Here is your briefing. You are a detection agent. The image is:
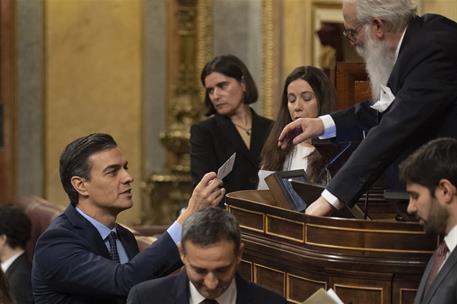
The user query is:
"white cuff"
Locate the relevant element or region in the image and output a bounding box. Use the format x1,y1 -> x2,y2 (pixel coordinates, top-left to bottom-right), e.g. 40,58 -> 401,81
167,221 -> 182,246
322,189 -> 344,210
318,115 -> 336,139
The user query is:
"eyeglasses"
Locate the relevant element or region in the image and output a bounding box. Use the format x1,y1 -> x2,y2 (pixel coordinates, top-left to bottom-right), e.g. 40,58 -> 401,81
342,23 -> 364,43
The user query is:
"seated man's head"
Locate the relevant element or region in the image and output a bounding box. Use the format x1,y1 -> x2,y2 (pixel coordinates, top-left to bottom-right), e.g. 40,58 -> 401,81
0,206 -> 31,261
400,137 -> 457,234
180,207 -> 243,300
59,133 -> 133,220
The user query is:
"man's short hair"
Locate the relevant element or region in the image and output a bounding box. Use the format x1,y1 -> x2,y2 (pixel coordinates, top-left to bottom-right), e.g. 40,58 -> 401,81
181,207 -> 241,254
399,137 -> 457,195
59,133 -> 117,205
0,206 -> 31,249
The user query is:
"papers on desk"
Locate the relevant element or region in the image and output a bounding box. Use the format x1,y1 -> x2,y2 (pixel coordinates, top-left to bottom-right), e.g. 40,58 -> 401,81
301,288 -> 344,304
257,169 -> 274,190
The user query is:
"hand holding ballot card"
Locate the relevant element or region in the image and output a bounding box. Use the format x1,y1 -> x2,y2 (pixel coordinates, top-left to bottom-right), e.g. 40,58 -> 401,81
217,152 -> 236,180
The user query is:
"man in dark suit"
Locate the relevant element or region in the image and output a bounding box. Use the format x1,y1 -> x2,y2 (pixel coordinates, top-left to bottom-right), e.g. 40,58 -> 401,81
127,207 -> 286,304
32,133 -> 224,303
0,206 -> 33,304
278,0 -> 457,216
399,138 -> 457,304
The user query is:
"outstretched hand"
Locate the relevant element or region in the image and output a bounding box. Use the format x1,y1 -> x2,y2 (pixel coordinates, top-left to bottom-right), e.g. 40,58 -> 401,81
177,172 -> 225,224
278,118 -> 325,150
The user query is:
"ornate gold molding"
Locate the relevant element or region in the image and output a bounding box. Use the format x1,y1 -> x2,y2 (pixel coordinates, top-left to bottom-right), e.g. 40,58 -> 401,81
196,0 -> 213,90
261,0 -> 279,119
144,0 -> 205,224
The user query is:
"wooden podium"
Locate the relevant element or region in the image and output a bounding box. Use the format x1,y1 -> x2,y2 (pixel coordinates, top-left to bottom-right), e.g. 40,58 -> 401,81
225,190 -> 437,304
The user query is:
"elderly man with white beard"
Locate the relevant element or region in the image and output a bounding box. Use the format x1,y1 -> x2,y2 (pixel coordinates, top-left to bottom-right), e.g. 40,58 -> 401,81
278,0 -> 457,216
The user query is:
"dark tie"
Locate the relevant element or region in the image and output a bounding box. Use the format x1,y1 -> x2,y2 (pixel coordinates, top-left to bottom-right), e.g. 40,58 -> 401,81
200,299 -> 218,304
426,242 -> 449,289
107,231 -> 121,263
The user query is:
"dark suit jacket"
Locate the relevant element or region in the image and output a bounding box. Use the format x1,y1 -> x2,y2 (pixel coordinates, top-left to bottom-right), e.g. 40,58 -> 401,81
32,204 -> 182,304
127,271 -> 286,304
191,108 -> 272,197
327,14 -> 457,206
5,253 -> 33,304
414,246 -> 457,304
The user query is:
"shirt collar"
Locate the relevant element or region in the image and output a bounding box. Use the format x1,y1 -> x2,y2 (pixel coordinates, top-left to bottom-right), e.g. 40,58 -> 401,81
444,224 -> 457,253
1,250 -> 24,272
394,26 -> 407,62
76,207 -> 117,240
189,277 -> 237,304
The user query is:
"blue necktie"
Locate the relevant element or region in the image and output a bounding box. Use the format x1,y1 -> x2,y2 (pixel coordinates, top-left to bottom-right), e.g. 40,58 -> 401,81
107,231 -> 120,263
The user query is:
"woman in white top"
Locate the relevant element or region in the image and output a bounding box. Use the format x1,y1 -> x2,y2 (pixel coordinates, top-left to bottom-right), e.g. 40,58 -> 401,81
258,66 -> 336,189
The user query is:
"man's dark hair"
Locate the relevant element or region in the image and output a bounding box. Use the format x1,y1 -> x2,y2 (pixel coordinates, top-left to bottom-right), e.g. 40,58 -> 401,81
200,54 -> 258,116
399,137 -> 457,195
181,207 -> 241,254
59,133 -> 117,205
0,206 -> 31,249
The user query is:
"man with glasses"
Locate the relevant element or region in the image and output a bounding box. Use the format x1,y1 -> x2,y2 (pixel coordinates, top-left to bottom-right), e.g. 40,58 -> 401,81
278,0 -> 457,216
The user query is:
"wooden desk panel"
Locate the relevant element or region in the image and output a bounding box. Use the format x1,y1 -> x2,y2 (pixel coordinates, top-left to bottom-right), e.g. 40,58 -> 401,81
227,190 -> 436,304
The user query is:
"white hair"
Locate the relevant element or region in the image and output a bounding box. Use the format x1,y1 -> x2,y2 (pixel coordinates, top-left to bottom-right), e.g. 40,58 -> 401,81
357,26 -> 396,101
356,0 -> 417,31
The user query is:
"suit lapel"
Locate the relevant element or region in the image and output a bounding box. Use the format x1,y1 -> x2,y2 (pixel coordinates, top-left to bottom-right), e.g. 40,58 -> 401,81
421,247 -> 457,304
64,205 -> 111,258
173,270 -> 191,304
235,273 -> 253,304
387,15 -> 422,93
250,110 -> 269,164
116,225 -> 139,260
216,114 -> 250,153
5,253 -> 27,278
215,109 -> 266,168
415,254 -> 434,303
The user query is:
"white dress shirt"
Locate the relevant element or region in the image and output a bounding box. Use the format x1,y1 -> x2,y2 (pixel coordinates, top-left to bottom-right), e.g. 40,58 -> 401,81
257,143 -> 315,190
441,224 -> 457,270
189,278 -> 237,304
75,207 -> 183,264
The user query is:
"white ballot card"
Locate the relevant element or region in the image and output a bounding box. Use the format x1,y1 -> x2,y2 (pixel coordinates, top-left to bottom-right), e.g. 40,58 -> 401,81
217,152 -> 236,180
301,288 -> 343,304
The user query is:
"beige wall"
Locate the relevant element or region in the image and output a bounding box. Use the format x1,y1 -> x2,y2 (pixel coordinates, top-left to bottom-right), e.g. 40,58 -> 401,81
44,0 -> 143,224
282,0 -> 311,78
421,0 -> 457,21
33,0 -> 457,227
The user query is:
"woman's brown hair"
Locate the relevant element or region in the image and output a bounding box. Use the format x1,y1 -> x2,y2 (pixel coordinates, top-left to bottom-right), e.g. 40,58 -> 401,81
260,66 -> 335,181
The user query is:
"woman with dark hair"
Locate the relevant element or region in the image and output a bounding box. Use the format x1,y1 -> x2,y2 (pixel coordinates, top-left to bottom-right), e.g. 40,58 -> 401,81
191,54 -> 273,198
258,66 -> 336,188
